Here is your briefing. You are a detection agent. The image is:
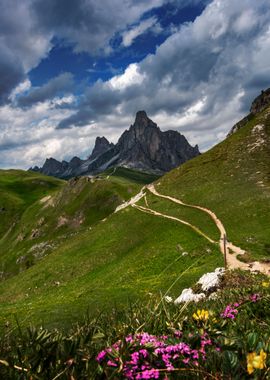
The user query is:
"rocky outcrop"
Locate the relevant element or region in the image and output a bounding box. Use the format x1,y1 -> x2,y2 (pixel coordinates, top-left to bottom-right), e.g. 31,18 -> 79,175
227,113 -> 254,137
228,87 -> 270,137
89,137 -> 114,160
250,88 -> 270,114
32,111 -> 200,178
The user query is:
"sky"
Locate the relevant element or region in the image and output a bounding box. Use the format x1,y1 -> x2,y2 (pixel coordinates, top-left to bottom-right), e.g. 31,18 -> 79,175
1,0 -> 270,169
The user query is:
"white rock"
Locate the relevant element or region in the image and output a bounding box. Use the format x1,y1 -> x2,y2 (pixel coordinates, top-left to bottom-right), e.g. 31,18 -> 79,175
197,267 -> 225,291
182,252 -> 188,256
174,288 -> 205,304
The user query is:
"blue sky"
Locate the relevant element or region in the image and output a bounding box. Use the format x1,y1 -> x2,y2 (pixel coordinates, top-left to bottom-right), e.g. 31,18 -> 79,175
0,0 -> 270,168
29,2 -> 206,87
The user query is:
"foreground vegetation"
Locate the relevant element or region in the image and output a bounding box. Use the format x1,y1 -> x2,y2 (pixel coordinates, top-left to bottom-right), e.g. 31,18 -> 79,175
0,271 -> 269,379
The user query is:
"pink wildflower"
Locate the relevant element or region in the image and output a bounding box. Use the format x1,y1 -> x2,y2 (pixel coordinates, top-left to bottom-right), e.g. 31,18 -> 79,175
250,294 -> 260,303
96,350 -> 107,362
107,360 -> 118,367
221,304 -> 239,319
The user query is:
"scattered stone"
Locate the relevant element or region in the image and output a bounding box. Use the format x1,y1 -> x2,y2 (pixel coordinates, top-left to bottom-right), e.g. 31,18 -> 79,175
174,289 -> 205,304
57,216 -> 69,228
174,267 -> 225,304
28,241 -> 55,259
197,267 -> 225,292
37,217 -> 45,226
30,229 -> 41,239
16,255 -> 27,264
164,296 -> 173,303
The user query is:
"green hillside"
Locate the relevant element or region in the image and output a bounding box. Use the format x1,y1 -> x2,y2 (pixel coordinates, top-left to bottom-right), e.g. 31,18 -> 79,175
0,169 -> 64,239
0,168 -> 153,280
0,166 -> 223,328
0,106 -> 269,330
158,106 -> 270,260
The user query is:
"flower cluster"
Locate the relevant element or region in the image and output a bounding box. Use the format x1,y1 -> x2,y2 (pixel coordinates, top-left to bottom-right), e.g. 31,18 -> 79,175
249,293 -> 260,303
220,303 -> 239,319
192,309 -> 209,322
247,349 -> 267,374
97,291 -> 269,378
96,332 -> 213,379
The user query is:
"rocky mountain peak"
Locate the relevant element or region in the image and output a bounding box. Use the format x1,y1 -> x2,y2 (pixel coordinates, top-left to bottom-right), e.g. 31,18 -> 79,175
134,110 -> 149,123
133,110 -> 156,129
89,136 -> 114,160
31,110 -> 200,178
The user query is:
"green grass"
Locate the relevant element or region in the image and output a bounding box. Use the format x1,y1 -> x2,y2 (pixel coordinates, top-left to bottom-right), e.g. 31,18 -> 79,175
102,166 -> 160,184
140,191 -> 220,242
0,206 -> 222,328
157,108 -> 270,260
0,170 -> 64,238
0,172 -> 143,279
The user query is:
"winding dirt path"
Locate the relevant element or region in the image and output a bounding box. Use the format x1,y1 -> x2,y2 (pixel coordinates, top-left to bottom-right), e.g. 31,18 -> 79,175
143,185 -> 270,276
114,184 -> 270,275
132,203 -> 215,243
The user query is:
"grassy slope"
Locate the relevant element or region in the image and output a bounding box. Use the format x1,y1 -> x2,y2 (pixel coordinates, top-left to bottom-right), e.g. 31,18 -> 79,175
0,169 -> 150,279
104,166 -> 160,184
0,206 -> 221,328
0,169 -> 64,238
157,108 -> 270,259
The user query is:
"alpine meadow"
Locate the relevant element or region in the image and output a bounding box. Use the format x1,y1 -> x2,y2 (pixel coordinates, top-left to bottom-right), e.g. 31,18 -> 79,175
0,0 -> 270,379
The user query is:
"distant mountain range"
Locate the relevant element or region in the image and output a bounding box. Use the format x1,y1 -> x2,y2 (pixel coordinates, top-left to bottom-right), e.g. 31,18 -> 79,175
30,111 -> 200,178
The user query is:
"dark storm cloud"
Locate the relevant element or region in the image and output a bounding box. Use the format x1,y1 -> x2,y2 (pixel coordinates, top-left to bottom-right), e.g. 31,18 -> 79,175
0,48 -> 25,105
16,73 -> 74,108
57,0 -> 270,131
0,0 -> 51,104
0,0 -> 166,104
31,0 -> 166,54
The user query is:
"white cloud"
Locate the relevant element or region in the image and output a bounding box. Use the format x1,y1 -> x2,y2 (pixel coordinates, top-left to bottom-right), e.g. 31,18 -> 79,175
122,17 -> 159,47
109,63 -> 145,90
9,79 -> 32,102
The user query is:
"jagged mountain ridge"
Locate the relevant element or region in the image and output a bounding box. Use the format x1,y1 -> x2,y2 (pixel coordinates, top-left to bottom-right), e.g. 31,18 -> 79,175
31,111 -> 200,178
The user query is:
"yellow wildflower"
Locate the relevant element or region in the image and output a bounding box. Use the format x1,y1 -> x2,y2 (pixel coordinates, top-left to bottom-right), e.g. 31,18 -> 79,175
262,281 -> 269,288
247,349 -> 267,374
192,309 -> 209,321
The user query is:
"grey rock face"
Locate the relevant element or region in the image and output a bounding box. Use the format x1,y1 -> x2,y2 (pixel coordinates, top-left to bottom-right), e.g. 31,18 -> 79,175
89,136 -> 114,160
40,158 -> 69,177
250,88 -> 270,115
32,111 -> 200,178
116,111 -> 199,172
227,87 -> 270,137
